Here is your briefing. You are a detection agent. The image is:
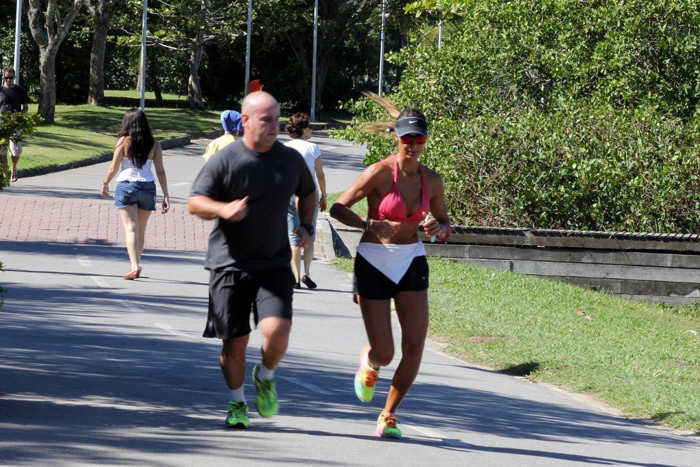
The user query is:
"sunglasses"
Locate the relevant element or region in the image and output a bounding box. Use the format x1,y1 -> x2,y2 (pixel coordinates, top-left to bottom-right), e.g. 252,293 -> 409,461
399,134 -> 427,145
3,75 -> 15,80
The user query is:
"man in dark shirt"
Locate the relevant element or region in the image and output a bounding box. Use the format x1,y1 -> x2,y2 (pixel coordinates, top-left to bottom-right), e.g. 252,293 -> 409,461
188,91 -> 317,429
0,67 -> 30,183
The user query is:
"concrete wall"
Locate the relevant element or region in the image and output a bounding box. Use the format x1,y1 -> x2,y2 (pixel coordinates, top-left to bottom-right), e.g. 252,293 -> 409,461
322,215 -> 700,305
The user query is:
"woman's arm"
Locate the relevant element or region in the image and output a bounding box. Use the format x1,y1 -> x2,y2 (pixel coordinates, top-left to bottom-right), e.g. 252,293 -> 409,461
423,171 -> 451,241
315,156 -> 327,212
152,141 -> 170,213
101,137 -> 126,197
330,163 -> 399,238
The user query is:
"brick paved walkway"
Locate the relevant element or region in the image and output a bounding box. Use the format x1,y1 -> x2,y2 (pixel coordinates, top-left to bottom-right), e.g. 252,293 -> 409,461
0,195 -> 212,252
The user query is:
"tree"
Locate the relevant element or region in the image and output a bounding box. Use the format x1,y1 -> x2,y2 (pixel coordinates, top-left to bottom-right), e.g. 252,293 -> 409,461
147,0 -> 244,109
27,0 -> 84,123
85,0 -> 115,106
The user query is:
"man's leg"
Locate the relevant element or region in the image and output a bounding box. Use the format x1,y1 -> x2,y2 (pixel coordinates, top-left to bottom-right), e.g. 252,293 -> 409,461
221,335 -> 251,428
9,139 -> 21,182
221,335 -> 250,391
251,267 -> 294,417
258,316 -> 292,371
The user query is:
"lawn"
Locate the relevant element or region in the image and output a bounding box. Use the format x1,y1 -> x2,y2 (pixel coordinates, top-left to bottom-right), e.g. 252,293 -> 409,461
332,256 -> 700,434
19,103 -> 221,171
17,97 -> 350,173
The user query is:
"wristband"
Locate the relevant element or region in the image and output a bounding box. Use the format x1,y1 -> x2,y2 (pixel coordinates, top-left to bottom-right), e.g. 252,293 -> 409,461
300,222 -> 315,237
437,225 -> 451,242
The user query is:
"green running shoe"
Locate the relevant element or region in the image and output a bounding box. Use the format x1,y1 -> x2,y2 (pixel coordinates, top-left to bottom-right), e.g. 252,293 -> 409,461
376,413 -> 402,439
225,401 -> 249,429
354,345 -> 379,403
252,364 -> 279,417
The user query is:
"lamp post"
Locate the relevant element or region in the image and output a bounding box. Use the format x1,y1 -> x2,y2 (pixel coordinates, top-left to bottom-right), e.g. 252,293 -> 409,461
378,0 -> 386,97
310,0 -> 318,121
245,0 -> 252,96
14,0 -> 22,85
139,0 -> 148,110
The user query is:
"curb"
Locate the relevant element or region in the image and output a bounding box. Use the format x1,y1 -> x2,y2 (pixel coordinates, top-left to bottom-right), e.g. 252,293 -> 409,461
15,128 -> 222,179
319,213 -> 353,260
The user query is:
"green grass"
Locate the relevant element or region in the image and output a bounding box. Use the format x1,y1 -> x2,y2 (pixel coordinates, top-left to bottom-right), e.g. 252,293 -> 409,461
327,191 -> 368,217
19,103 -> 221,171
333,256 -> 700,433
104,90 -> 187,100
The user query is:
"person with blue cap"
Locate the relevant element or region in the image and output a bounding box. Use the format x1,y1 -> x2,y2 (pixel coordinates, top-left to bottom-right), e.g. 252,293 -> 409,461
203,110 -> 243,161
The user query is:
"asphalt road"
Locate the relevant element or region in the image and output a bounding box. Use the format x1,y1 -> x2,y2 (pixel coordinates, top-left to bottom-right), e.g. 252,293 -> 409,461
0,134 -> 698,465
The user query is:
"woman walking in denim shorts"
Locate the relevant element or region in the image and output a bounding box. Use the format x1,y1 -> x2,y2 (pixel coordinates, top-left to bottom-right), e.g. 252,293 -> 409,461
101,108 -> 170,279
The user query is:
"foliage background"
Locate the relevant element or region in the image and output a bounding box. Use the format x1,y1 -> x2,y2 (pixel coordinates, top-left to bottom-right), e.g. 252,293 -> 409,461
336,0 -> 700,233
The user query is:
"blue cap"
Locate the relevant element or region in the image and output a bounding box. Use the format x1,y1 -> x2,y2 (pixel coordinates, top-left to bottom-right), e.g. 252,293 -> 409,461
221,110 -> 243,133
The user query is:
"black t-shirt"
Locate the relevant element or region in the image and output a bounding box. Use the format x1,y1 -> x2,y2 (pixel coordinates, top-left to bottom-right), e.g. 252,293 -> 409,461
190,139 -> 316,271
0,85 -> 29,114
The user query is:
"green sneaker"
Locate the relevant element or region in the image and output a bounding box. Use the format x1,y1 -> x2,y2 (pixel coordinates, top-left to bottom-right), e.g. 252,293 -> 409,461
252,364 -> 279,417
354,345 -> 379,403
225,401 -> 249,429
376,413 -> 402,439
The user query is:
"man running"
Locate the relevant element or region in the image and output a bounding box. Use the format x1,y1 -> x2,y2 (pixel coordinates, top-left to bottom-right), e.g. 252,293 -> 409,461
0,67 -> 30,183
188,91 -> 317,428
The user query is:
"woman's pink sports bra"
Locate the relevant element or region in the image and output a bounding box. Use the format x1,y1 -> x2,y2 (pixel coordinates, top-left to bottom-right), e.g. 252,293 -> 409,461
368,156 -> 431,224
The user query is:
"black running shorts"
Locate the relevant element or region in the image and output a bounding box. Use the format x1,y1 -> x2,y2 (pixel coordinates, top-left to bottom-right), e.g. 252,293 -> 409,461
353,253 -> 429,302
204,267 -> 295,339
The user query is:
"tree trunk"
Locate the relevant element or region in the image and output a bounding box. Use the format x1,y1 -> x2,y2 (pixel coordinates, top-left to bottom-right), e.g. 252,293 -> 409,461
187,34 -> 205,110
148,48 -> 163,106
27,0 -> 84,123
88,1 -> 113,106
38,48 -> 58,123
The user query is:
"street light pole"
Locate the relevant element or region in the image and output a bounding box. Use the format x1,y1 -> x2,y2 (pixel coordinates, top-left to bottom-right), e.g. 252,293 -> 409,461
139,0 -> 148,110
438,20 -> 443,49
245,0 -> 252,96
310,0 -> 318,121
378,0 -> 386,97
14,0 -> 22,85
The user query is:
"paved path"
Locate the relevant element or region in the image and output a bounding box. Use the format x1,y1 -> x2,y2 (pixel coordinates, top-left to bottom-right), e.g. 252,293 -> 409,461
0,135 -> 698,465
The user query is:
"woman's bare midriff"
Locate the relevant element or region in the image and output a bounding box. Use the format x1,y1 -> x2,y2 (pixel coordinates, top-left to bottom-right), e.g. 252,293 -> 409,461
360,221 -> 421,245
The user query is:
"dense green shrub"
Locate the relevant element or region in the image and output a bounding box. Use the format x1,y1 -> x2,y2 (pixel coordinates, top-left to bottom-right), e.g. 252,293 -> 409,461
334,0 -> 700,233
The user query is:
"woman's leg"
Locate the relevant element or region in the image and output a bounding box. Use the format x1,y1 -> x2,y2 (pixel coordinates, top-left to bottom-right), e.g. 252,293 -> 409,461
290,245 -> 302,284
381,289 -> 429,415
136,208 -> 152,264
359,297 -> 394,367
302,243 -> 314,277
118,205 -> 140,271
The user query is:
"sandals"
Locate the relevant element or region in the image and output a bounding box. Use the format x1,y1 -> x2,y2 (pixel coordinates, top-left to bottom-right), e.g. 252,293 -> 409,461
10,172 -> 17,183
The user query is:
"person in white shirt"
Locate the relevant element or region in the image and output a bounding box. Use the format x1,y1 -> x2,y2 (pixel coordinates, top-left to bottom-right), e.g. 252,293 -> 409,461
284,113 -> 327,289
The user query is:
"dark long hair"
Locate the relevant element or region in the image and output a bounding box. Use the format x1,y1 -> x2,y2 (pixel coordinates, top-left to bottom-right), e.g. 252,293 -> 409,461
285,112 -> 309,138
118,108 -> 155,169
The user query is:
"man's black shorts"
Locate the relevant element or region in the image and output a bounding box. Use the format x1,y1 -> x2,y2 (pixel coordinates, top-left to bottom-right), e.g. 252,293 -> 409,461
353,253 -> 429,302
204,266 -> 294,340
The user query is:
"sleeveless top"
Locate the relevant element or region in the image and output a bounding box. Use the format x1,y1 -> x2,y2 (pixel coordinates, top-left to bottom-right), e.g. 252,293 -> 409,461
368,156 -> 431,224
116,149 -> 155,183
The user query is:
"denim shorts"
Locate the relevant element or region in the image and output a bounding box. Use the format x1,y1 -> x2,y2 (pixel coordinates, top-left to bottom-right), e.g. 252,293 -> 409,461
287,196 -> 319,244
114,181 -> 156,211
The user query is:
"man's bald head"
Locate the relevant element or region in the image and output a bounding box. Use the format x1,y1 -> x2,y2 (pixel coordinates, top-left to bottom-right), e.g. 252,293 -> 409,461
242,91 -> 277,116
241,91 -> 280,152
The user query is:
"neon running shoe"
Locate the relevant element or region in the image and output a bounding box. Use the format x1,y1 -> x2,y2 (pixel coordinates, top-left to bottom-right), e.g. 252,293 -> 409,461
354,345 -> 379,403
225,401 -> 250,429
252,363 -> 279,417
376,413 -> 402,439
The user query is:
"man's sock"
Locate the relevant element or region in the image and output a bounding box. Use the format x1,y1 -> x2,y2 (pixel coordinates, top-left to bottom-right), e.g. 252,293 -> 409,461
229,384 -> 246,404
256,363 -> 275,381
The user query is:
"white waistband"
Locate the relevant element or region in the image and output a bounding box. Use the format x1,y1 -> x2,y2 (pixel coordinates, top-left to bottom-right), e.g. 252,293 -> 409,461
356,242 -> 426,284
